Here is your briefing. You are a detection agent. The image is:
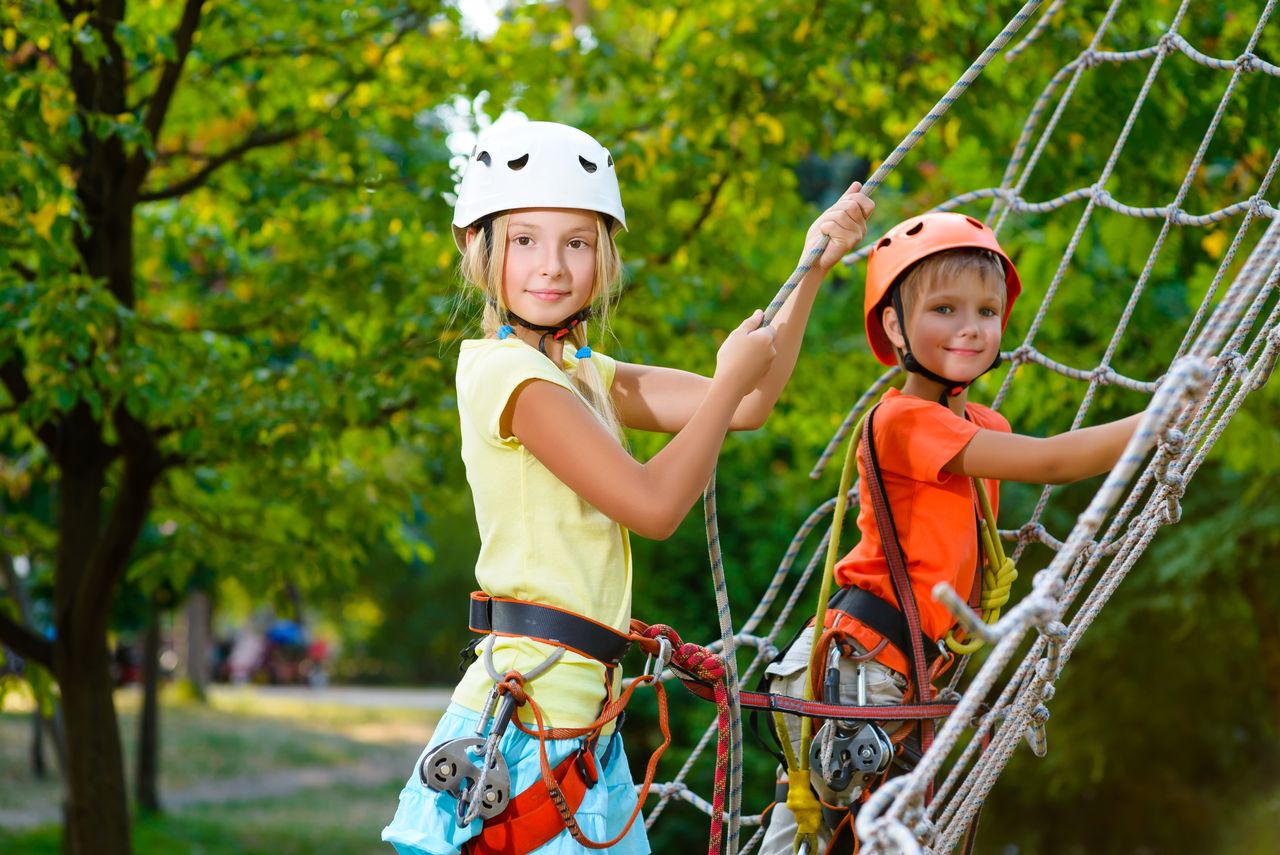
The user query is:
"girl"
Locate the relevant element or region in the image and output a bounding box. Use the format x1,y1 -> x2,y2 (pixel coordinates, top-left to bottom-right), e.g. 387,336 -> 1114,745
383,120 -> 874,855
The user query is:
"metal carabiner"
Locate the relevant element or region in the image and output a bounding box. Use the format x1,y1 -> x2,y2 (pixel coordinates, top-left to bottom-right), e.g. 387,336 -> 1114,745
642,635 -> 673,682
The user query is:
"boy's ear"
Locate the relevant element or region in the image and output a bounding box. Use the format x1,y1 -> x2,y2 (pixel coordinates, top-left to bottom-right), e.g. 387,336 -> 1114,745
882,304 -> 907,350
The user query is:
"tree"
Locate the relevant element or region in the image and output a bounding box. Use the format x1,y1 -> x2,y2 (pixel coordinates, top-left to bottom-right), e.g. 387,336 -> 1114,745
1,2 -> 480,850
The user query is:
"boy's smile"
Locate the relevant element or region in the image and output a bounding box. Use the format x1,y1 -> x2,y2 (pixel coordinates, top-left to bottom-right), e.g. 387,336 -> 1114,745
884,268 -> 1005,408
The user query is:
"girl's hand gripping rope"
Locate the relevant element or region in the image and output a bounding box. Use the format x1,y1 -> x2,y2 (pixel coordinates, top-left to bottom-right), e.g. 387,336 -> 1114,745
802,182 -> 876,273
715,310 -> 778,399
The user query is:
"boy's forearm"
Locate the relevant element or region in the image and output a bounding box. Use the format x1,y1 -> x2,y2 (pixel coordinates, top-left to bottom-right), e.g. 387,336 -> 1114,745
1050,413 -> 1144,481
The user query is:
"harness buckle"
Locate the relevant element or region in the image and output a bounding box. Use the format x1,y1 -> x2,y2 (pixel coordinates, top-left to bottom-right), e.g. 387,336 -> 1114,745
575,748 -> 599,789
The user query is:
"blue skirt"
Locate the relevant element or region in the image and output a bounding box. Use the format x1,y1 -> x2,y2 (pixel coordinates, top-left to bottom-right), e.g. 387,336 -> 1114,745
383,703 -> 652,854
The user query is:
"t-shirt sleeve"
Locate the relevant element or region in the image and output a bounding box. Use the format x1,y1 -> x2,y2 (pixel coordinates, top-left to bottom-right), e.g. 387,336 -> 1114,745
465,346 -> 576,447
873,396 -> 982,483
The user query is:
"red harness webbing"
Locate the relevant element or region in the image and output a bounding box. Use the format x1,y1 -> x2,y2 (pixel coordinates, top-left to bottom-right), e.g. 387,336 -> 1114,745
861,405 -> 937,756
465,750 -> 594,855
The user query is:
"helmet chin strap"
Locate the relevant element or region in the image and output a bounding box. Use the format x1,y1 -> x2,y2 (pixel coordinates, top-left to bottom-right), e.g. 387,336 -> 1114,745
890,289 -> 1002,405
497,303 -> 594,355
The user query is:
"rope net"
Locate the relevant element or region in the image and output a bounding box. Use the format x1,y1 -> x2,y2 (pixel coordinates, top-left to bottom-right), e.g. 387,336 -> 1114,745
637,2 -> 1280,854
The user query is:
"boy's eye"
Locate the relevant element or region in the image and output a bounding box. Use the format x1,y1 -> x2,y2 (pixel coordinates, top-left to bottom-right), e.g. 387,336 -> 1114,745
932,305 -> 952,314
980,307 -> 999,317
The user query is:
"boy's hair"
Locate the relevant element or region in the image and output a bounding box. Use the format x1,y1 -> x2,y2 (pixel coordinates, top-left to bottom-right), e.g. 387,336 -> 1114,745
886,248 -> 1007,368
459,212 -> 626,439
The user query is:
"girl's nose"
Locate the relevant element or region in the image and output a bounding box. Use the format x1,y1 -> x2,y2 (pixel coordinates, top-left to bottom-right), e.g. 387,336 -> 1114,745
540,248 -> 566,277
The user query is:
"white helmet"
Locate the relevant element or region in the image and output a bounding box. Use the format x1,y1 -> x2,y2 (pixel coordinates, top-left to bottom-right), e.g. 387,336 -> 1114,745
451,121 -> 627,251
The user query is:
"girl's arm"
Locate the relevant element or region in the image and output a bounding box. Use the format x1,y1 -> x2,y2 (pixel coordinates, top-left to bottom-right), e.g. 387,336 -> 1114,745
508,311 -> 777,540
611,185 -> 874,433
944,414 -> 1145,485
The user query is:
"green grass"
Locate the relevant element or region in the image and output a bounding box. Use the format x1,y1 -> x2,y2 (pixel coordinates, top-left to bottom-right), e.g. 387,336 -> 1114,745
0,686 -> 438,854
0,781 -> 406,855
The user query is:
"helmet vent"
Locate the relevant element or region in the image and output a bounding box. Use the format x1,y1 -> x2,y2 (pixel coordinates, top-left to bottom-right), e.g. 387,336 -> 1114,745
578,156 -> 598,174
965,216 -> 985,229
877,237 -> 892,249
607,154 -> 614,167
507,154 -> 529,170
905,221 -> 925,236
476,151 -> 491,167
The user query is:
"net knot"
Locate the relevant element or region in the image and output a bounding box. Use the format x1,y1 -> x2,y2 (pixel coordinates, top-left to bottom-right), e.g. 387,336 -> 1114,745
1235,51 -> 1257,72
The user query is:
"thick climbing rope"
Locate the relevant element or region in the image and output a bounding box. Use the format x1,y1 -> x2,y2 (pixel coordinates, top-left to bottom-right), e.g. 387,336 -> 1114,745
642,2 -> 1279,853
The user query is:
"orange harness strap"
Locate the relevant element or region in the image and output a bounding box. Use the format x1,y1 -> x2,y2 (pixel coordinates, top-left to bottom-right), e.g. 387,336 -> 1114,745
465,749 -> 595,855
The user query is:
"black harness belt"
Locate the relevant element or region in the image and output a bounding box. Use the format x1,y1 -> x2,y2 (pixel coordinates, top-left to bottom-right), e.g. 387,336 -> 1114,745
827,585 -> 943,667
468,591 -> 633,666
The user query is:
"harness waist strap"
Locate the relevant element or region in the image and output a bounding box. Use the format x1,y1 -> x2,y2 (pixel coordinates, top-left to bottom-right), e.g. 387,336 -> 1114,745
468,592 -> 632,666
828,585 -> 942,667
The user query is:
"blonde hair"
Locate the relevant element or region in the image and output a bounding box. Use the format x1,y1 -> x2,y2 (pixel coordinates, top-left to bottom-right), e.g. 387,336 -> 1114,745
459,212 -> 626,439
886,248 -> 1006,368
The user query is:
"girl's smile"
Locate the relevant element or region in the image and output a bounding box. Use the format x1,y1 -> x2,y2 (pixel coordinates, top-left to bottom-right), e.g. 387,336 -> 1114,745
501,208 -> 599,331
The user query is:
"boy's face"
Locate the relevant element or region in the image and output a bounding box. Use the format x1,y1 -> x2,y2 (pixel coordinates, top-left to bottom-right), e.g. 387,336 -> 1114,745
883,270 -> 1004,383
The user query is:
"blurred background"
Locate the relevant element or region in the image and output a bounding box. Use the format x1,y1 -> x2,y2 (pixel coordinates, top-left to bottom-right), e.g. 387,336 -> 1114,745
1,1 -> 1277,853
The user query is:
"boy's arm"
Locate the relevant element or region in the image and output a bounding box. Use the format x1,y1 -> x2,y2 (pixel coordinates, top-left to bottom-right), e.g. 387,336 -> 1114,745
612,185 -> 874,433
944,414 -> 1144,485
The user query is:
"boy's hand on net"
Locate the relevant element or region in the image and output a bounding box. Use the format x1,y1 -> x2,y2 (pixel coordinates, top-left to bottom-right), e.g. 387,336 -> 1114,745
714,310 -> 777,398
804,182 -> 875,273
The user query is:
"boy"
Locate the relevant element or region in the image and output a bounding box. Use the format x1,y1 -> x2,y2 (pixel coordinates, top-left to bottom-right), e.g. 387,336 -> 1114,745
760,212 -> 1143,855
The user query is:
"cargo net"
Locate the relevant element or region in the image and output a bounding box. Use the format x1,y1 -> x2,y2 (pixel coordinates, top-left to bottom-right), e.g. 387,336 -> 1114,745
638,1 -> 1280,853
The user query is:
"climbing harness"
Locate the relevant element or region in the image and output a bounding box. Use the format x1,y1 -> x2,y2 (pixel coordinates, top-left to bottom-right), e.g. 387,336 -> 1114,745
426,594 -> 743,855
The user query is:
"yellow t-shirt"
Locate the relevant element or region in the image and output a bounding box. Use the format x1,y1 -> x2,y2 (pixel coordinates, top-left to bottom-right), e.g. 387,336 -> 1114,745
452,337 -> 632,730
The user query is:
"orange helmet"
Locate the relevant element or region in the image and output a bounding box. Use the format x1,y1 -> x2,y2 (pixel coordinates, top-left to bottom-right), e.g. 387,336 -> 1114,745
863,212 -> 1021,366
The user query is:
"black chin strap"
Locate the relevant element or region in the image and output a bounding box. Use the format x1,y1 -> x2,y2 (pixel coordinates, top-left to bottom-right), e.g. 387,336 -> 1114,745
498,304 -> 594,355
890,289 -> 1002,405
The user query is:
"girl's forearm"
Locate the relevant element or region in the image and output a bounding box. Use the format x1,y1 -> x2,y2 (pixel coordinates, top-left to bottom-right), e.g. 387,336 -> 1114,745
736,268 -> 824,426
638,379 -> 743,537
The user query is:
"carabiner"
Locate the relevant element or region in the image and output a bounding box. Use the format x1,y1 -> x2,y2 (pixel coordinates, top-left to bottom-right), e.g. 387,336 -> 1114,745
642,635 -> 673,682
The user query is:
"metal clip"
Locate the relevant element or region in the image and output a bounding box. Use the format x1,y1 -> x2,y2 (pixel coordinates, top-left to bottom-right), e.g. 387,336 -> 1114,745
642,635 -> 672,681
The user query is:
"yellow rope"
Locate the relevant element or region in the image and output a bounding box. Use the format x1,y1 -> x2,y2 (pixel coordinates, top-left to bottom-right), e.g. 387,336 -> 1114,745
945,478 -> 1018,655
786,414 -> 865,854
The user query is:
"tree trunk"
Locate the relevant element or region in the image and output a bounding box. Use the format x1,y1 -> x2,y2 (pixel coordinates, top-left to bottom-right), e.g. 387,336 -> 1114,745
185,588 -> 212,701
137,596 -> 162,813
58,635 -> 132,855
31,708 -> 46,778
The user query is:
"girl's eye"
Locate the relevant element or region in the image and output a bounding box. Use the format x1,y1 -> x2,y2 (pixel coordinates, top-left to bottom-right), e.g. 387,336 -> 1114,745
568,238 -> 591,250
512,236 -> 533,246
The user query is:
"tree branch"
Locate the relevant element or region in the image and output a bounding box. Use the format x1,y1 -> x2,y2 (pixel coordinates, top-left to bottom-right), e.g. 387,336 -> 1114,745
138,126 -> 303,202
79,410 -> 167,614
652,171 -> 730,267
0,357 -> 59,451
0,611 -> 55,671
196,8 -> 415,79
126,0 -> 206,193
0,553 -> 56,671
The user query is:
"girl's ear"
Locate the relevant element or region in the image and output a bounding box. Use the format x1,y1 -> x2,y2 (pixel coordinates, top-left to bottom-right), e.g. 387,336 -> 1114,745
882,303 -> 907,350
464,227 -> 477,248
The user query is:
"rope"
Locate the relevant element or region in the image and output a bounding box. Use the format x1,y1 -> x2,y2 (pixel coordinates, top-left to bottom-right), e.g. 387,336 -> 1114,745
641,3 -> 1280,852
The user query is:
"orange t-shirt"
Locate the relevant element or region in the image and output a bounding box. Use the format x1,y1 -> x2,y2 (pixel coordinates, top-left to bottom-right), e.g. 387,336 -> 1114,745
832,388 -> 1010,676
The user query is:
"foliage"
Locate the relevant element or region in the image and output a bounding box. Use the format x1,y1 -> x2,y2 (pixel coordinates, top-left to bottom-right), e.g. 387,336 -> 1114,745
2,0 -> 1278,852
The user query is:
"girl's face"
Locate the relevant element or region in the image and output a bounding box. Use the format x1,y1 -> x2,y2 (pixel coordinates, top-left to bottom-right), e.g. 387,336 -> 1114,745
885,270 -> 1005,383
501,208 -> 599,324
